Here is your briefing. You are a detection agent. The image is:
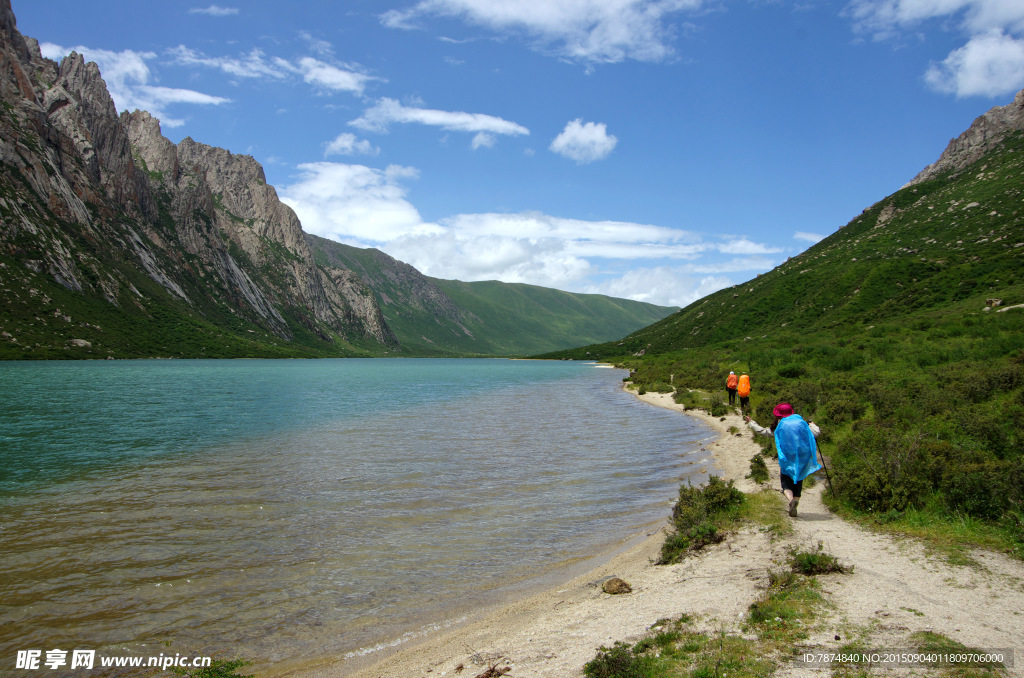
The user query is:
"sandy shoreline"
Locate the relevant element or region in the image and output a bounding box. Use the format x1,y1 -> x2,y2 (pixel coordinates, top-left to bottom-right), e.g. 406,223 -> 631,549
297,389 -> 1024,678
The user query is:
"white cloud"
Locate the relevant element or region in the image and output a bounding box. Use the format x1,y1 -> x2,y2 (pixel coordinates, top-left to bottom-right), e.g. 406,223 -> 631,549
846,0 -> 1024,37
384,232 -> 594,287
794,231 -> 825,243
279,162 -> 438,242
584,266 -> 732,307
41,43 -> 229,127
549,119 -> 617,163
168,47 -> 377,95
350,98 -> 530,147
297,57 -> 377,94
299,31 -> 336,59
381,0 -> 704,64
279,161 -> 781,305
188,5 -> 239,16
472,132 -> 496,149
440,211 -> 695,244
925,29 -> 1024,97
844,0 -> 1024,97
169,45 -> 290,79
324,133 -> 381,157
716,237 -> 783,255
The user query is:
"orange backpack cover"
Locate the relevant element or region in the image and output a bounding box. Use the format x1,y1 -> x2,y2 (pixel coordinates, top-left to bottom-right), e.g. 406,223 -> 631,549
726,374 -> 738,389
737,374 -> 751,397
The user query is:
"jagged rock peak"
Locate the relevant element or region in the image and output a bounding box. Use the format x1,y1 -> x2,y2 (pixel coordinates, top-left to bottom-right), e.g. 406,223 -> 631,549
124,110 -> 179,181
0,0 -> 29,63
176,137 -> 306,252
908,88 -> 1024,186
177,137 -> 267,186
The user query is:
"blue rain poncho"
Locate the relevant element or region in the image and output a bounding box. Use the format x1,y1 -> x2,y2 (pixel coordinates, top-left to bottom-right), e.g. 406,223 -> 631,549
774,414 -> 822,482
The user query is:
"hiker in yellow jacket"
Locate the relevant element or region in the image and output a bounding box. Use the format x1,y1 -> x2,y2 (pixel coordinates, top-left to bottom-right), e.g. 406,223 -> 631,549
737,373 -> 751,413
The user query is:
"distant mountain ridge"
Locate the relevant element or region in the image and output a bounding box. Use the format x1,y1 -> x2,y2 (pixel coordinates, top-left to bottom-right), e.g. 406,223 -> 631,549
0,0 -> 676,359
305,234 -> 678,356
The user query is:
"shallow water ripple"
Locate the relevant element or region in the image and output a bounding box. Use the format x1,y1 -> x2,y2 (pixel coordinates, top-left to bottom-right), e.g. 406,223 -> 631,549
0,359 -> 712,669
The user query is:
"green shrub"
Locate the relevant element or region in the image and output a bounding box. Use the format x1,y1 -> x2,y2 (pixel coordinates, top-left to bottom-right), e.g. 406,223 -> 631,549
833,424 -> 931,512
790,542 -> 850,575
1003,500 -> 1024,557
777,364 -> 805,378
659,476 -> 744,564
583,642 -> 663,678
766,567 -> 798,589
673,390 -> 701,409
788,380 -> 822,416
941,460 -> 1024,520
708,394 -> 728,417
823,397 -> 866,424
747,454 -> 769,484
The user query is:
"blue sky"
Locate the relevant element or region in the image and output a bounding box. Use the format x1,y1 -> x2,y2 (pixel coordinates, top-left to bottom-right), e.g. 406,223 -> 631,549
17,0 -> 1024,307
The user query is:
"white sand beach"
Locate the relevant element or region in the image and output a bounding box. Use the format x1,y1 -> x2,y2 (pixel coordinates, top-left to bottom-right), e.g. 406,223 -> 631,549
299,390 -> 1024,678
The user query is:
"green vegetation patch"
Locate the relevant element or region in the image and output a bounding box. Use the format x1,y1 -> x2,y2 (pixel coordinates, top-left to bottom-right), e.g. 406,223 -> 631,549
746,570 -> 824,645
789,542 -> 851,575
584,618 -> 774,678
169,657 -> 254,678
747,454 -> 770,484
658,476 -> 745,564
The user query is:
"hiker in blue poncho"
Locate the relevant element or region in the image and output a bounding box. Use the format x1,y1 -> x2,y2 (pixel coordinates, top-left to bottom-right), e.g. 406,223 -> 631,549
746,402 -> 822,517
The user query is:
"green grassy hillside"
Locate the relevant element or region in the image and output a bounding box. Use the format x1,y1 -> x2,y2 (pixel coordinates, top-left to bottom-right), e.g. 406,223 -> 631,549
429,279 -> 678,356
539,132 -> 1024,557
306,234 -> 678,356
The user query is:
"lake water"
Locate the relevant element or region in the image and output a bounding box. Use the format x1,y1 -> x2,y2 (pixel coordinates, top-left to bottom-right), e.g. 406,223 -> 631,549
0,359 -> 714,674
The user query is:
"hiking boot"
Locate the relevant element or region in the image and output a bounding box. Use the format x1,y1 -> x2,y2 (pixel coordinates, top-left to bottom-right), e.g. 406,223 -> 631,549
788,497 -> 799,517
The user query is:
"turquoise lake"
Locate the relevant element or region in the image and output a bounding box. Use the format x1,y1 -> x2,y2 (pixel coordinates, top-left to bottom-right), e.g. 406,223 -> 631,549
0,359 -> 714,673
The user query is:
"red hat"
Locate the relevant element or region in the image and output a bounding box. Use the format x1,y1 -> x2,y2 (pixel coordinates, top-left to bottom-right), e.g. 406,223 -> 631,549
772,402 -> 794,417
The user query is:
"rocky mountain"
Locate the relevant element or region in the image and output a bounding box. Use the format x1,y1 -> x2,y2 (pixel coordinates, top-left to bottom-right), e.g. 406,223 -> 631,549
0,0 -> 675,359
909,89 -> 1024,186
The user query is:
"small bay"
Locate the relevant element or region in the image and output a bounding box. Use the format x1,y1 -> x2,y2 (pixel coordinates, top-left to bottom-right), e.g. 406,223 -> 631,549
0,359 -> 713,671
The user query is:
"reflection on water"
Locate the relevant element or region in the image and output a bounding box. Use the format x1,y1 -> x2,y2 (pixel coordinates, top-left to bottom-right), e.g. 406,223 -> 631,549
0,360 -> 713,671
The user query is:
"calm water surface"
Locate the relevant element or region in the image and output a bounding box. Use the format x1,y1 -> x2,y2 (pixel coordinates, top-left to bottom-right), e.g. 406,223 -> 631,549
0,359 -> 714,672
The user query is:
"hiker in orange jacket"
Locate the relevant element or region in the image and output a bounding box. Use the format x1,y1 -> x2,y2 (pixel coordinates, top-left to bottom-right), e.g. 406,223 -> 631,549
726,371 -> 739,405
737,373 -> 751,412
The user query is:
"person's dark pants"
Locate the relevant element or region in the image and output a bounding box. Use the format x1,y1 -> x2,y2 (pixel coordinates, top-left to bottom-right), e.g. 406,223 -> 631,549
740,396 -> 749,411
780,473 -> 803,498
727,388 -> 736,405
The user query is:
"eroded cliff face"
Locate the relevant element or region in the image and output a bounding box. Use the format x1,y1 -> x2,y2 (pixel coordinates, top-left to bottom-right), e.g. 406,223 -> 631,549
909,90 -> 1024,186
0,0 -> 398,353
